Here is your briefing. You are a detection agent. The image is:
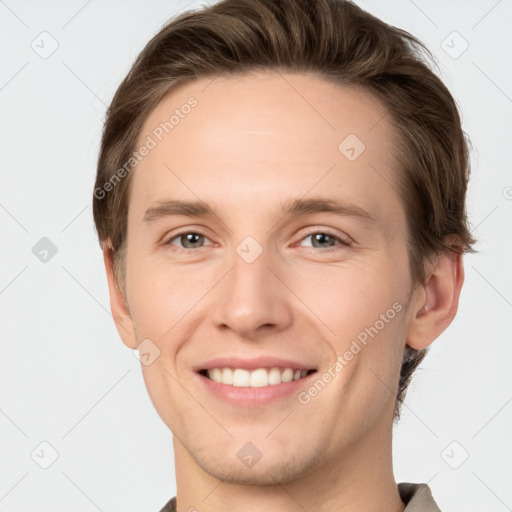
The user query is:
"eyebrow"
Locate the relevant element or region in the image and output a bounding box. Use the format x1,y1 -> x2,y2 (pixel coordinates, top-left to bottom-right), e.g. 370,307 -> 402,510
142,197 -> 375,224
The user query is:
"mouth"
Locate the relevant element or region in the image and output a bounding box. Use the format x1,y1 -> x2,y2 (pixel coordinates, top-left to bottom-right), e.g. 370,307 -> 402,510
198,367 -> 317,388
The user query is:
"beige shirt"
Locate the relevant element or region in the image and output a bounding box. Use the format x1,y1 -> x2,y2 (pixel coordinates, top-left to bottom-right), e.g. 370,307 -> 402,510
159,482 -> 441,511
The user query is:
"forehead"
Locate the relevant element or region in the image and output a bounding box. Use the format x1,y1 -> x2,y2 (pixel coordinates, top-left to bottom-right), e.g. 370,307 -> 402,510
130,70 -> 403,225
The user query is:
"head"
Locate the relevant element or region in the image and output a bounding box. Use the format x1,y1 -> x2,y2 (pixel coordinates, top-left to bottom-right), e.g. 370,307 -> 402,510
93,0 -> 475,484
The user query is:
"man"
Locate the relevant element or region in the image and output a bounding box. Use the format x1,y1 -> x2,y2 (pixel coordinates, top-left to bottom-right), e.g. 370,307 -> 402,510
92,0 -> 475,510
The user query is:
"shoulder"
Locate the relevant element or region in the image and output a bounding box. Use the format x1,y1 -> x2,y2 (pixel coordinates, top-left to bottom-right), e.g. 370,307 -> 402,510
160,486 -> 440,512
158,496 -> 176,512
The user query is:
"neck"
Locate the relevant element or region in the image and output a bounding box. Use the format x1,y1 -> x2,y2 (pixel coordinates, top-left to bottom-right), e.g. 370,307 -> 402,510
172,415 -> 405,512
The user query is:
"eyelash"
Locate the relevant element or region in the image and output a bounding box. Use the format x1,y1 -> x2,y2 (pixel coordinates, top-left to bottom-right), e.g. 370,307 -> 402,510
163,229 -> 351,254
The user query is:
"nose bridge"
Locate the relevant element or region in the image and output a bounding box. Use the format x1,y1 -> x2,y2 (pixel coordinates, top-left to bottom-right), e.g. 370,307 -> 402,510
211,236 -> 291,337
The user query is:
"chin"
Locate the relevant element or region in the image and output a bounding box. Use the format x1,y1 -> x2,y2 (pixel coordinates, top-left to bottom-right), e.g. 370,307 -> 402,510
191,443 -> 326,486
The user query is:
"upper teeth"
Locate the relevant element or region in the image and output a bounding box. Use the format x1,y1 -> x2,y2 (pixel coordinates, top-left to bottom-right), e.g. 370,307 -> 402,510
206,367 -> 309,387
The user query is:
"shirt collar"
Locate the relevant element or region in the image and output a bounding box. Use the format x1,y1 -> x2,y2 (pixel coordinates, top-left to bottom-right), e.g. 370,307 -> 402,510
398,482 -> 442,511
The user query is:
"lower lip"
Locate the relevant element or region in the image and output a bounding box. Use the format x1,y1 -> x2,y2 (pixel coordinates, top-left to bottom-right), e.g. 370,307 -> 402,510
197,371 -> 316,407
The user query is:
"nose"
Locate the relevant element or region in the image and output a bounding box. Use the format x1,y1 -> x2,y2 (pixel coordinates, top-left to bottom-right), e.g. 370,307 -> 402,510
211,245 -> 293,339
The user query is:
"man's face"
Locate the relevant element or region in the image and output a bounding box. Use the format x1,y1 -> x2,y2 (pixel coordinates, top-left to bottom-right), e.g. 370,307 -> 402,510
121,71 -> 418,483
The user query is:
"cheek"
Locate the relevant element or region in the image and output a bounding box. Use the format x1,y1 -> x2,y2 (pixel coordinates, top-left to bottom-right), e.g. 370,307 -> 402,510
294,259 -> 406,338
126,252 -> 196,333
295,259 -> 408,394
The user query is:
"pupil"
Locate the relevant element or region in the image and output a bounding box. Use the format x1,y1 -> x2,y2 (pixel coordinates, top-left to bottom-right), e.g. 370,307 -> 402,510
314,233 -> 331,247
183,233 -> 201,247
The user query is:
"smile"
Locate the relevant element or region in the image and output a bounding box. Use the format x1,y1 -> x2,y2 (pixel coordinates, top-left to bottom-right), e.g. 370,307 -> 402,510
199,367 -> 316,387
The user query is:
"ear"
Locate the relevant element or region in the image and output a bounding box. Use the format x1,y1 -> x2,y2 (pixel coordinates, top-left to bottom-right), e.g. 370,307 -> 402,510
102,241 -> 137,349
406,248 -> 464,350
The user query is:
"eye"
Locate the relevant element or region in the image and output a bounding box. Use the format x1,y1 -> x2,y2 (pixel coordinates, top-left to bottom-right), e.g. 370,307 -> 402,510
297,230 -> 351,252
163,229 -> 351,253
165,231 -> 214,252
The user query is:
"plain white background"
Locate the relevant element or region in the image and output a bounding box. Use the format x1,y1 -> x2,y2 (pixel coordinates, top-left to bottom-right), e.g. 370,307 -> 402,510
0,0 -> 511,510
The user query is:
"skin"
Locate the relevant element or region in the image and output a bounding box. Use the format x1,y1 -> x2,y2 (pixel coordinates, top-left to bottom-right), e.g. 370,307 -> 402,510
103,71 -> 464,512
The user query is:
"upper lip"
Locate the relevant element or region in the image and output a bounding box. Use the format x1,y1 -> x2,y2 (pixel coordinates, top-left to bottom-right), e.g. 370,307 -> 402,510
194,356 -> 318,372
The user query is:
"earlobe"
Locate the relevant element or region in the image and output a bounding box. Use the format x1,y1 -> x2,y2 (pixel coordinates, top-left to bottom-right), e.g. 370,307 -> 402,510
407,249 -> 464,350
102,241 -> 137,349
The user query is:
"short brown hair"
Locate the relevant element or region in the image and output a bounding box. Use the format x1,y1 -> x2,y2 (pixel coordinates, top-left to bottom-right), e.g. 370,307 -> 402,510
92,0 -> 476,420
